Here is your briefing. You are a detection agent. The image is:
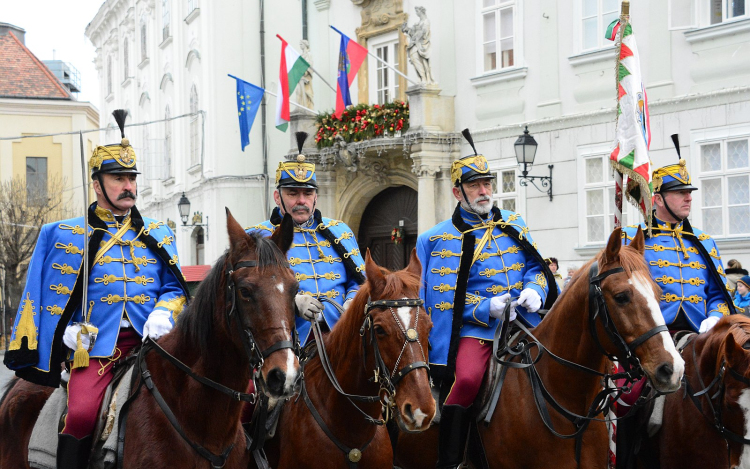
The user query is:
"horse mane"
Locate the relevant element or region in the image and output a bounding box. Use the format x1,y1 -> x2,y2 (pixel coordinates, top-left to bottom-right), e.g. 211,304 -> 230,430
176,231 -> 288,354
324,266 -> 422,356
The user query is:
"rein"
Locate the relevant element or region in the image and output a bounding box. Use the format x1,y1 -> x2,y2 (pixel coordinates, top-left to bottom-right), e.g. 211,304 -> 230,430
301,296 -> 427,468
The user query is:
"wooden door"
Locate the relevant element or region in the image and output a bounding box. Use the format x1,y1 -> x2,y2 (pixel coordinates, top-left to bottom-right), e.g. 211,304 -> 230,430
358,186 -> 418,271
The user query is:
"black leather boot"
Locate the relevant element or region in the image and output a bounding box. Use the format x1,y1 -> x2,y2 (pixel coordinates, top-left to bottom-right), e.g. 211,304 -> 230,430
56,434 -> 93,469
436,405 -> 471,469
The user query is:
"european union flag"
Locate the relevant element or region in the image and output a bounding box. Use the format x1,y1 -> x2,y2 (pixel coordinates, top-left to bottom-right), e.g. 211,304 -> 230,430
229,75 -> 265,151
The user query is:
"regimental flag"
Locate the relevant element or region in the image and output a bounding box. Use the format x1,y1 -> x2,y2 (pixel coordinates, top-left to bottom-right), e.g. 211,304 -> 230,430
606,18 -> 652,227
276,35 -> 310,132
331,26 -> 368,118
229,75 -> 265,151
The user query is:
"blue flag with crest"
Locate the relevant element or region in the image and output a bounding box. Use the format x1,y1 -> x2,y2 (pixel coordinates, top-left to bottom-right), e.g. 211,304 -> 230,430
229,75 -> 264,151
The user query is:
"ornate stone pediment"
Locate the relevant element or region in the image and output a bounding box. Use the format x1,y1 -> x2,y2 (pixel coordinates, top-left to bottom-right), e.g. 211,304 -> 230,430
352,0 -> 407,40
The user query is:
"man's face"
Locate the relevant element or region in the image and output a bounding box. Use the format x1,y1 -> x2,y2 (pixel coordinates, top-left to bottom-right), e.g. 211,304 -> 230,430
655,189 -> 693,222
94,173 -> 137,214
453,178 -> 493,215
274,187 -> 317,224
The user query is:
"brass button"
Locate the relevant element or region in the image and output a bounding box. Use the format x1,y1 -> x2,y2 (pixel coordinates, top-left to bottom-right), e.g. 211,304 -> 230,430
406,329 -> 418,341
348,449 -> 362,462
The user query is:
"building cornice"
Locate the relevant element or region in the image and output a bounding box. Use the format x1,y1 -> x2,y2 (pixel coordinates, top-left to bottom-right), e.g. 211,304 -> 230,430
0,98 -> 100,123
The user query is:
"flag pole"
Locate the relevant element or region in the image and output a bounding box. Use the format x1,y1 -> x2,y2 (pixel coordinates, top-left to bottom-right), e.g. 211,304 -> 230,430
613,0 -> 630,230
330,25 -> 420,87
264,88 -> 317,115
307,63 -> 337,93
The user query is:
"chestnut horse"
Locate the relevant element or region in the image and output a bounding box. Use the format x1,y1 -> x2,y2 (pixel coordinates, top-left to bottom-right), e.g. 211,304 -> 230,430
395,227 -> 685,469
638,314 -> 750,469
264,249 -> 436,469
0,210 -> 301,469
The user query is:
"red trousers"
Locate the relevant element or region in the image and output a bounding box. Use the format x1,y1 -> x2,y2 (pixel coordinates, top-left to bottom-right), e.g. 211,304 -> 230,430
63,329 -> 141,439
444,337 -> 492,408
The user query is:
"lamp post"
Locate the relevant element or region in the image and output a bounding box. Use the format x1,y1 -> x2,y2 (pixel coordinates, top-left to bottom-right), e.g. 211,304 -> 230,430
515,126 -> 553,201
177,192 -> 209,238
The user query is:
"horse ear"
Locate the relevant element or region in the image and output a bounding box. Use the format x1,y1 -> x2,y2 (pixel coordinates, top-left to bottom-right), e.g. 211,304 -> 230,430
270,213 -> 294,255
226,208 -> 252,254
365,249 -> 386,298
630,226 -> 646,255
405,248 -> 422,279
602,227 -> 623,266
723,329 -> 745,367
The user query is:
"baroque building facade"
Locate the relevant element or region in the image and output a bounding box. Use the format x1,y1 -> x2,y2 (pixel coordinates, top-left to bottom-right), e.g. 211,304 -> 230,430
86,0 -> 750,271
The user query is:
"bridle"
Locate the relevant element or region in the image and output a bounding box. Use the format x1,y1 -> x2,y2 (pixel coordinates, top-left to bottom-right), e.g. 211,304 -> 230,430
127,256 -> 299,469
301,296 -> 428,468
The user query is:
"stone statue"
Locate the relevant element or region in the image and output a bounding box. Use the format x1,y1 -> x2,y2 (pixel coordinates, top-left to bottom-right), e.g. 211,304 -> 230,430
401,6 -> 436,85
334,134 -> 358,172
297,39 -> 314,108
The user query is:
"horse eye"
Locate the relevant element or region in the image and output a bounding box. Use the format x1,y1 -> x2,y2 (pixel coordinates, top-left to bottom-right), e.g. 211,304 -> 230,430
239,287 -> 253,299
613,292 -> 630,305
374,325 -> 387,336
743,341 -> 750,350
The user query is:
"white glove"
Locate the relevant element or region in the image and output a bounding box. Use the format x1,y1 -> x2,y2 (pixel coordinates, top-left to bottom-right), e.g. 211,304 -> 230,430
63,324 -> 90,351
143,310 -> 173,341
518,288 -> 542,313
489,293 -> 516,320
295,294 -> 323,321
699,315 -> 721,334
343,298 -> 353,313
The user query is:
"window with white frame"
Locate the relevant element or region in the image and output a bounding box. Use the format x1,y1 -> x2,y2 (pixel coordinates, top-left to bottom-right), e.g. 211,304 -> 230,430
698,137 -> 750,236
164,106 -> 172,179
188,0 -> 198,15
140,19 -> 148,61
162,0 -> 171,41
711,0 -> 747,24
367,32 -> 400,105
107,56 -> 112,96
494,169 -> 518,212
140,123 -> 150,186
581,0 -> 620,51
480,0 -> 516,73
123,40 -> 129,80
190,85 -> 199,166
581,152 -> 635,244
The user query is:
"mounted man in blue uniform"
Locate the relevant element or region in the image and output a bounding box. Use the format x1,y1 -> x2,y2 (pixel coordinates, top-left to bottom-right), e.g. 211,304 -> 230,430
3,110 -> 189,469
247,132 -> 365,344
416,129 -> 557,469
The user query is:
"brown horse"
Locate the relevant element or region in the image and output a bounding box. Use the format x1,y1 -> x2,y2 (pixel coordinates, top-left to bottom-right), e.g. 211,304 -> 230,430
0,210 -> 301,469
264,249 -> 436,469
638,314 -> 750,469
395,227 -> 685,469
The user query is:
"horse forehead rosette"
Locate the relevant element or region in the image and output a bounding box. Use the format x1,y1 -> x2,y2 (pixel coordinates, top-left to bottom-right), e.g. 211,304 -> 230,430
275,155 -> 318,189
450,154 -> 493,186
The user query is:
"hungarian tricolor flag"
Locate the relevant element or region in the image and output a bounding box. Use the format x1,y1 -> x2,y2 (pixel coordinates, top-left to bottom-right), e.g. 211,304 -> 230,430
276,35 -> 310,132
606,18 -> 652,227
331,26 -> 368,118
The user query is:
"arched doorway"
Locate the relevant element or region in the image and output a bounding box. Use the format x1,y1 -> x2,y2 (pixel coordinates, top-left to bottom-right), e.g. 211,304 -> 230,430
358,186 -> 418,271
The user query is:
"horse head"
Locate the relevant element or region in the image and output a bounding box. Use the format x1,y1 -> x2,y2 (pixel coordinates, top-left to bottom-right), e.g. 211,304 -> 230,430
359,249 -> 435,433
225,209 -> 300,400
709,315 -> 750,408
592,226 -> 684,393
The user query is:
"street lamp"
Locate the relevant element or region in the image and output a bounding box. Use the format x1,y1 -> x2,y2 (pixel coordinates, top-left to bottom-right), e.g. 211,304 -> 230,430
515,126 -> 553,201
176,192 -> 209,238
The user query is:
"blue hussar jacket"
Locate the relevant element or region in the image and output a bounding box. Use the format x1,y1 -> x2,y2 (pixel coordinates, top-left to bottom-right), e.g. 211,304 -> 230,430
4,204 -> 190,387
416,205 -> 557,373
247,208 -> 365,344
622,215 -> 736,332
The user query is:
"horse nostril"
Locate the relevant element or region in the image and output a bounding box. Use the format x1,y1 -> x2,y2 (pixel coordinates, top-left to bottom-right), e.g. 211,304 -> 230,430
266,368 -> 286,397
656,363 -> 674,383
403,403 -> 414,422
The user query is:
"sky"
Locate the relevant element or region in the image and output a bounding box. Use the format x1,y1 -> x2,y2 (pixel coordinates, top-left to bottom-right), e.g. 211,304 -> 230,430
1,0 -> 104,107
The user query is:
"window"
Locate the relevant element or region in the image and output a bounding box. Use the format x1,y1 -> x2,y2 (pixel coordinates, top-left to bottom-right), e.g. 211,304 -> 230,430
579,152 -> 634,244
140,19 -> 148,61
193,227 -> 205,265
581,0 -> 620,51
188,0 -> 198,15
711,0 -> 747,24
480,0 -> 516,72
107,56 -> 113,95
26,157 -> 47,204
190,85 -> 199,166
140,122 -> 150,185
494,169 -> 517,212
698,137 -> 750,236
367,32 -> 400,105
162,0 -> 171,41
123,40 -> 129,80
164,106 -> 172,179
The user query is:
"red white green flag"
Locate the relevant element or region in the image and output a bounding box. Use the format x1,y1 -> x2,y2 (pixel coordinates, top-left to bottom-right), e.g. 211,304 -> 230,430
276,35 -> 310,132
606,18 -> 652,227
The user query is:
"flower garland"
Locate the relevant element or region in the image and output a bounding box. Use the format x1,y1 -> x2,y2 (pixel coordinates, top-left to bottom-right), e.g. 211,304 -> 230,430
391,227 -> 403,245
315,101 -> 410,149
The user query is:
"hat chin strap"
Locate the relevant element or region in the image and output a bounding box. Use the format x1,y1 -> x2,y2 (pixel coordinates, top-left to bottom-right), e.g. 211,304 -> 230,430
278,188 -> 316,226
660,193 -> 684,224
459,183 -> 488,220
95,173 -> 133,214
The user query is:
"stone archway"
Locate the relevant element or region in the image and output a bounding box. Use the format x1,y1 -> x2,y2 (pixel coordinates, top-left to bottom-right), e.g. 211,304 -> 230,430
358,186 -> 418,271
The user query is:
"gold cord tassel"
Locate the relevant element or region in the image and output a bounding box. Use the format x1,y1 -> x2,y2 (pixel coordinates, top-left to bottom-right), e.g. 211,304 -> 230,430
72,303 -> 99,370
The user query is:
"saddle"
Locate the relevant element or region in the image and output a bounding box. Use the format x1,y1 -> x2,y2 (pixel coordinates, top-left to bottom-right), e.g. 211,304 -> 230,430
28,353 -> 138,469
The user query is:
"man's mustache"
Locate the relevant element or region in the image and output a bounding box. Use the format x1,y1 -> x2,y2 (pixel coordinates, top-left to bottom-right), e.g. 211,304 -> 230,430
292,205 -> 310,213
118,191 -> 137,200
472,196 -> 491,204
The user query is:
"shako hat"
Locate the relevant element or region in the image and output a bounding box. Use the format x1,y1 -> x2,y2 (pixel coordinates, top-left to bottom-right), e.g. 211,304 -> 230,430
652,134 -> 697,193
275,132 -> 317,189
89,110 -> 140,178
451,128 -> 496,186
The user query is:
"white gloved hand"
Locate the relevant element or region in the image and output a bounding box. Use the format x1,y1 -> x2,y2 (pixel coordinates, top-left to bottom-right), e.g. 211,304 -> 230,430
295,294 -> 323,321
489,293 -> 512,320
518,288 -> 542,313
143,310 -> 173,341
343,298 -> 353,313
699,315 -> 721,334
63,324 -> 90,350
